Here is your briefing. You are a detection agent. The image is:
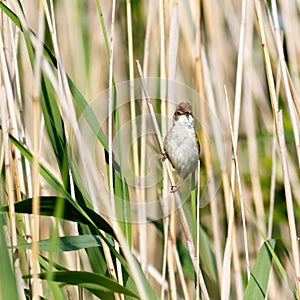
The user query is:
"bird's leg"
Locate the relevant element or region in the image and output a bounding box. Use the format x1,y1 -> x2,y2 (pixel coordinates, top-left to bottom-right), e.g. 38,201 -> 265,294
170,177 -> 182,193
161,152 -> 181,192
170,184 -> 181,193
161,152 -> 168,161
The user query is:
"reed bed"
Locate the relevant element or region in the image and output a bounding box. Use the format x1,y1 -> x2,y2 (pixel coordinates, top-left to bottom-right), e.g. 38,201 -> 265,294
0,1 -> 299,299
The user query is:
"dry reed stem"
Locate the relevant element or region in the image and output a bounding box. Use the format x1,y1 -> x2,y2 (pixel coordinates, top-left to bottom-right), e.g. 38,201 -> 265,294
159,1 -> 168,298
0,32 -> 18,249
3,14 -> 26,207
132,248 -> 168,289
243,0 -> 266,239
126,0 -> 147,280
167,238 -> 177,300
139,0 -> 153,284
225,86 -> 250,280
220,177 -> 234,300
0,86 -> 19,267
201,47 -> 223,283
267,62 -> 281,239
106,2 -> 122,298
271,0 -> 300,166
286,70 -> 300,121
194,3 -> 202,298
166,4 -> 180,298
161,215 -> 169,299
277,110 -> 300,294
221,85 -> 241,300
30,1 -> 46,298
173,243 -> 190,300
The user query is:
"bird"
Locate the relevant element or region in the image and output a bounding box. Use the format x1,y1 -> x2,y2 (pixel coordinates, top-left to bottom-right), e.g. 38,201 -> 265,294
163,102 -> 200,191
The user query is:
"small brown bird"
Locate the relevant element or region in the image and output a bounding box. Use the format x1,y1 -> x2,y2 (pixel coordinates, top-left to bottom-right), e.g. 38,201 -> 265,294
163,102 -> 200,190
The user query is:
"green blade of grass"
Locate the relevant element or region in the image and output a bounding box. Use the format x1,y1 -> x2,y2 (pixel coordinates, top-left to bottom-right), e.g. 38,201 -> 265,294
24,270 -> 140,299
243,239 -> 276,299
0,197 -> 115,238
8,135 -> 105,231
15,235 -> 105,252
0,215 -> 20,299
40,75 -> 70,190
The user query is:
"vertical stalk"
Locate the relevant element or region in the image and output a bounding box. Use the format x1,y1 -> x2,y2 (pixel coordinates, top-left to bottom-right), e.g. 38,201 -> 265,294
107,3 -> 122,300
166,4 -> 179,298
31,1 -> 45,298
159,1 -> 168,298
277,111 -> 300,296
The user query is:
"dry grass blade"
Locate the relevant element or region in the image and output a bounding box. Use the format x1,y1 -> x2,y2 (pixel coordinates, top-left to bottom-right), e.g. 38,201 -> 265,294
277,110 -> 300,293
31,1 -> 46,298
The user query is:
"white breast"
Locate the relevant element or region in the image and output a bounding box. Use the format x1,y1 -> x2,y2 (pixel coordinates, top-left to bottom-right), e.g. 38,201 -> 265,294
164,116 -> 199,178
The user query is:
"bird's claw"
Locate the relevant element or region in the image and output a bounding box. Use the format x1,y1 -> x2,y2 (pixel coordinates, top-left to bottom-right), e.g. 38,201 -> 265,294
161,152 -> 168,161
170,185 -> 181,193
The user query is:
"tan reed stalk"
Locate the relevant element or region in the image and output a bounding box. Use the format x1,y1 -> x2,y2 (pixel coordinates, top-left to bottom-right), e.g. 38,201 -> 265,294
166,3 -> 180,299
140,0 -> 152,280
0,34 -> 18,251
201,47 -> 224,284
194,3 -> 202,298
271,0 -> 300,166
107,2 -> 122,298
1,13 -> 28,297
286,70 -> 300,121
287,153 -> 300,206
279,0 -> 300,120
0,87 -> 20,282
3,12 -> 26,205
254,0 -> 279,124
167,236 -> 177,300
108,0 -> 117,228
229,7 -> 249,284
132,248 -> 167,287
30,1 -> 46,298
277,110 -> 300,296
172,243 -> 190,300
126,0 -> 147,277
267,62 -> 281,239
225,86 -> 250,280
271,0 -> 300,169
159,1 -> 169,298
243,0 -> 266,240
161,215 -> 169,299
221,86 -> 237,300
267,124 -> 277,239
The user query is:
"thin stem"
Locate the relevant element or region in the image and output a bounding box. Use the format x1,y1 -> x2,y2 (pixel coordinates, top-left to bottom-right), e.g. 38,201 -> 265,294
225,86 -> 250,280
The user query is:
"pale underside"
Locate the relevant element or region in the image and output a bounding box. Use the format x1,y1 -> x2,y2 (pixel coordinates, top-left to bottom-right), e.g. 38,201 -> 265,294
163,122 -> 199,179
